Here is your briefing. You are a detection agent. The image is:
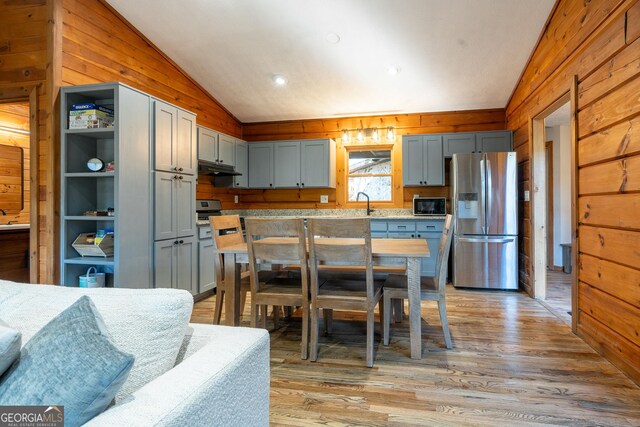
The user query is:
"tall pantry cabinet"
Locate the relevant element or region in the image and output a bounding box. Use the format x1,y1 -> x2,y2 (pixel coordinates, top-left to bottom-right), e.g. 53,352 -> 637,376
60,83 -> 196,293
152,100 -> 197,294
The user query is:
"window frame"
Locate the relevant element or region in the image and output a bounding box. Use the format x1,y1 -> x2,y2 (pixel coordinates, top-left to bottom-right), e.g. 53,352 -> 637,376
344,144 -> 396,208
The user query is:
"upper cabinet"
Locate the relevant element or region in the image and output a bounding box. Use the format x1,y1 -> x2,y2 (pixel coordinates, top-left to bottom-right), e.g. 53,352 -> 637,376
301,139 -> 336,188
197,126 -> 218,163
249,138 -> 336,189
234,140 -> 249,188
218,134 -> 236,166
476,131 -> 512,153
402,135 -> 444,186
274,140 -> 301,187
154,100 -> 196,175
197,126 -> 236,167
442,130 -> 512,157
443,133 -> 476,157
248,143 -> 274,188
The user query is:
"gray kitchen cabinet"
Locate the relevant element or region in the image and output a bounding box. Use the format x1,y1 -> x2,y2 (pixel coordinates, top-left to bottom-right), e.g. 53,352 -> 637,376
248,143 -> 274,188
443,133 -> 477,157
197,126 -> 218,163
402,135 -> 424,186
154,100 -> 196,175
476,131 -> 512,152
198,239 -> 216,293
177,110 -> 197,175
154,100 -> 177,174
274,140 -> 301,187
402,135 -> 444,186
251,138 -> 336,189
154,171 -> 195,240
197,126 -> 237,167
234,140 -> 249,188
154,236 -> 197,294
301,139 -> 336,188
218,133 -> 236,166
379,219 -> 445,277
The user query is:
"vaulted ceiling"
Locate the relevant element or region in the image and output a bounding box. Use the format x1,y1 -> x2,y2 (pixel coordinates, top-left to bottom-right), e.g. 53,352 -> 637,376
105,0 -> 555,123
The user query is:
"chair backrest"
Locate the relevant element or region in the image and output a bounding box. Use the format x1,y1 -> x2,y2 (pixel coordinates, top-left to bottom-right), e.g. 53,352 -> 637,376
307,218 -> 374,299
245,218 -> 308,292
210,215 -> 244,249
209,215 -> 244,284
434,214 -> 455,294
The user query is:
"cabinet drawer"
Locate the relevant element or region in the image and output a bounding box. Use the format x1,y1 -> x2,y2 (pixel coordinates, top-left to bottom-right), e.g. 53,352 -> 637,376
387,221 -> 416,232
198,226 -> 212,240
388,232 -> 415,239
371,221 -> 387,232
416,221 -> 444,233
371,231 -> 388,238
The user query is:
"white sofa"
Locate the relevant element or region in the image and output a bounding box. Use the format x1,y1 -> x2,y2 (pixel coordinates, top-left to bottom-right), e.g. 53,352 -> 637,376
0,280 -> 270,427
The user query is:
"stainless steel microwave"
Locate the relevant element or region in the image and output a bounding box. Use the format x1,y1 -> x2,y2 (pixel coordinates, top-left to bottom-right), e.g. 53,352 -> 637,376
413,197 -> 446,216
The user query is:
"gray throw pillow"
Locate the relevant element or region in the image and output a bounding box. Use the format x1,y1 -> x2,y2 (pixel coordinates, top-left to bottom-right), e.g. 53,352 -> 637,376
0,296 -> 134,427
0,319 -> 21,377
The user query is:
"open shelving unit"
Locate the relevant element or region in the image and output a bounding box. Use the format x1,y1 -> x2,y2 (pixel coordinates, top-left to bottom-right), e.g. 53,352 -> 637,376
61,85 -> 117,286
60,83 -> 153,289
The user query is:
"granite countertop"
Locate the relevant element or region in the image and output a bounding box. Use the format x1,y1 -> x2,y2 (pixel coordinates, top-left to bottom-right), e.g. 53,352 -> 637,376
220,209 -> 447,220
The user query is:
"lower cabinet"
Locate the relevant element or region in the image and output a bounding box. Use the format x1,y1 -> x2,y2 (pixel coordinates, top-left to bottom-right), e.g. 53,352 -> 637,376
373,219 -> 445,277
198,238 -> 216,293
154,236 -> 197,294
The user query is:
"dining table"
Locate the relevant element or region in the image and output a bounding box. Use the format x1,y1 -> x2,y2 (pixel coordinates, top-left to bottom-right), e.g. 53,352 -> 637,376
215,237 -> 429,360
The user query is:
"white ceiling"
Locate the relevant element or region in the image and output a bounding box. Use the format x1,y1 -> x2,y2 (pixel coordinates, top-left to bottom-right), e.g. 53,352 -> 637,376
106,0 -> 555,123
545,102 -> 571,127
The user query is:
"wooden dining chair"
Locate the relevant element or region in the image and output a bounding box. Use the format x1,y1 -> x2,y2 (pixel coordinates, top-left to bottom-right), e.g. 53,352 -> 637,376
245,218 -> 310,359
382,214 -> 455,349
307,218 -> 384,368
209,215 -> 251,325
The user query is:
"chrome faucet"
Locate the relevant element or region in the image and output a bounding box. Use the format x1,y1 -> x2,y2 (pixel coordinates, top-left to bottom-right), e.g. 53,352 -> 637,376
356,192 -> 374,216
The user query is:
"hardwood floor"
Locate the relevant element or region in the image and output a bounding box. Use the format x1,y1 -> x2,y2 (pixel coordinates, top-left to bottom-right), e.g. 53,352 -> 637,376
192,286 -> 640,426
543,270 -> 573,326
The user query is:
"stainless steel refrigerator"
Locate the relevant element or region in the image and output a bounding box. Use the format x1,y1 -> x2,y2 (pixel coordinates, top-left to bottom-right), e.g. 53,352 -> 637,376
451,152 -> 518,289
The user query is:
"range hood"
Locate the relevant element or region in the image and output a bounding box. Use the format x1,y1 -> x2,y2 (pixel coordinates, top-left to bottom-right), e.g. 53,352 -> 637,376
198,160 -> 241,176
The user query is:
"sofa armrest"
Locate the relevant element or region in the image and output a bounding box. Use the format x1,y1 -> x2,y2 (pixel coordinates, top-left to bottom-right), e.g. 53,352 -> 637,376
85,325 -> 270,427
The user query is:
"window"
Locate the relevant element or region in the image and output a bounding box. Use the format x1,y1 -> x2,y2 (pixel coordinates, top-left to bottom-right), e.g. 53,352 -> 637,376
347,148 -> 392,201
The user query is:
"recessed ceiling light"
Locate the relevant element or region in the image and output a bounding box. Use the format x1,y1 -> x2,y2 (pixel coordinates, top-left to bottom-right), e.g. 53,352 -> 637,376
325,32 -> 341,44
387,66 -> 401,76
272,75 -> 287,86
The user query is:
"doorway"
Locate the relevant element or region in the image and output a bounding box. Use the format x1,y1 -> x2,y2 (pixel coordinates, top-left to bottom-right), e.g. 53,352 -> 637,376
543,102 -> 572,324
529,77 -> 578,332
0,101 -> 31,282
0,85 -> 38,284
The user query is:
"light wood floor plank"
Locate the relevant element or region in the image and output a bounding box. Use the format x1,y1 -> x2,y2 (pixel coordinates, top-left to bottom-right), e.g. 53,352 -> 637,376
192,284 -> 640,426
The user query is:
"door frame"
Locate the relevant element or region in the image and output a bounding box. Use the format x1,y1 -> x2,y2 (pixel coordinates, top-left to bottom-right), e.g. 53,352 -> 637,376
545,140 -> 555,270
0,84 -> 40,283
529,76 -> 578,333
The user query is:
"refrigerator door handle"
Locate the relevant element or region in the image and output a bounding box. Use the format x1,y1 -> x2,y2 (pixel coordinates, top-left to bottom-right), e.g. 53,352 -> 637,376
486,157 -> 492,232
480,158 -> 486,234
458,237 -> 515,244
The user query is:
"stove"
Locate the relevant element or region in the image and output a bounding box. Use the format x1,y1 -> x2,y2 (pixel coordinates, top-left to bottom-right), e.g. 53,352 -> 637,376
196,199 -> 222,226
195,199 -> 245,232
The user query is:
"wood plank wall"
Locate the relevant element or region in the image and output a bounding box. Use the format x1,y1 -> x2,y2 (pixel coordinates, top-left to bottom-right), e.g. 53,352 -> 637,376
198,109 -> 506,210
0,102 -> 30,225
0,0 -> 55,283
506,0 -> 640,383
